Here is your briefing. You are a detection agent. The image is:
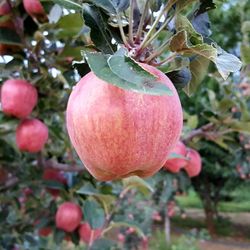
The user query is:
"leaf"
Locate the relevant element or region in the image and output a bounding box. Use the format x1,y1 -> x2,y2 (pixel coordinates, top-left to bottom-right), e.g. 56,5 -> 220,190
51,0 -> 82,10
186,114 -> 198,129
185,55 -> 210,95
83,200 -> 105,229
122,176 -> 154,195
175,14 -> 203,45
192,12 -> 212,37
77,183 -> 115,212
176,0 -> 197,12
56,13 -> 83,38
82,4 -> 115,54
0,28 -> 22,46
215,49 -> 242,80
54,229 -> 66,244
241,44 -> 250,65
196,0 -> 216,15
43,180 -> 65,190
83,51 -> 173,96
91,0 -> 129,13
48,4 -> 63,23
166,68 -> 191,91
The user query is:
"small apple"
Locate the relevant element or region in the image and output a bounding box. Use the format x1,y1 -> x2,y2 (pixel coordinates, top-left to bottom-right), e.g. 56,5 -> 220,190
1,79 -> 38,118
184,149 -> 202,177
78,222 -> 102,244
164,141 -> 187,173
55,202 -> 82,232
16,119 -> 48,153
0,1 -> 11,15
23,0 -> 45,17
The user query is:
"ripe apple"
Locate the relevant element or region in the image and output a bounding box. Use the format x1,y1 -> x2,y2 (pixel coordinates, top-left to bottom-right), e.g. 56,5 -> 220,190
66,63 -> 183,181
78,222 -> 102,244
184,149 -> 202,177
0,1 -> 11,15
16,119 -> 48,153
42,168 -> 67,197
23,0 -> 45,17
1,79 -> 38,118
55,202 -> 82,232
164,141 -> 187,173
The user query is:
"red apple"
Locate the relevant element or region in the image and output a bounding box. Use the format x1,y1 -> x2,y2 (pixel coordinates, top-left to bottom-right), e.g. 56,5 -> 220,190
117,233 -> 125,243
55,202 -> 82,232
23,0 -> 45,17
78,222 -> 102,244
184,149 -> 202,177
0,1 -> 11,15
164,141 -> 187,173
66,63 -> 183,181
16,119 -> 48,153
1,79 -> 38,118
38,227 -> 52,237
43,168 -> 67,197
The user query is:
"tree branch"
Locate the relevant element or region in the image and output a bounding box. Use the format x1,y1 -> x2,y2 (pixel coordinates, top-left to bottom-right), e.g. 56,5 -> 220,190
182,123 -> 215,143
0,177 -> 19,191
44,159 -> 85,173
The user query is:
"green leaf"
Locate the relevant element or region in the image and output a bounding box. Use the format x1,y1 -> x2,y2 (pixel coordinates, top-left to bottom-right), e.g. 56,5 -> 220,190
50,0 -> 82,10
241,44 -> 250,65
90,239 -> 117,250
83,51 -> 173,96
166,68 -> 191,91
56,13 -> 83,38
54,229 -> 65,244
122,176 -> 154,195
215,49 -> 242,80
82,4 -> 115,54
185,55 -> 210,95
90,0 -> 129,13
43,180 -> 65,190
175,14 -> 203,45
83,200 -> 105,229
0,28 -> 22,46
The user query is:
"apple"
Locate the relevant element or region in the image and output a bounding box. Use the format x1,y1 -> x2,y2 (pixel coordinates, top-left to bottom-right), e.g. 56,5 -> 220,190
78,222 -> 102,244
66,63 -> 183,181
55,202 -> 82,232
42,168 -> 67,197
16,118 -> 48,153
184,149 -> 202,177
38,227 -> 52,237
1,79 -> 38,118
164,141 -> 187,173
117,233 -> 125,243
23,0 -> 45,17
0,1 -> 11,15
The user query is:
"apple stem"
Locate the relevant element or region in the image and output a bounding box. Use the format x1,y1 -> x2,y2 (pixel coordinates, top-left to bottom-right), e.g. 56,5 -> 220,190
152,52 -> 177,66
135,0 -> 150,44
138,0 -> 177,51
128,0 -> 135,46
116,13 -> 130,48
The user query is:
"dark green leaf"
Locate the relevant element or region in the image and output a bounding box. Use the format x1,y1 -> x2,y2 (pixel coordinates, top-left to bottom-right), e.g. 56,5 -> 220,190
51,0 -> 82,10
166,68 -> 191,91
43,180 -> 65,190
82,4 -> 115,54
83,200 -> 105,229
90,239 -> 117,250
0,28 -> 22,46
90,0 -> 130,13
197,0 -> 216,15
83,51 -> 173,96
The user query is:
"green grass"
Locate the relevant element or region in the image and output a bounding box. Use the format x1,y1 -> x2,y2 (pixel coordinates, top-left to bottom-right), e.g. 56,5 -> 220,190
171,216 -> 233,237
176,190 -> 250,213
149,230 -> 201,250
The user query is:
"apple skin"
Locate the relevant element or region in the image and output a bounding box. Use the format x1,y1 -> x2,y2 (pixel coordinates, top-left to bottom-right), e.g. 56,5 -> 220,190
164,141 -> 187,173
184,149 -> 202,177
0,1 -> 11,15
1,79 -> 38,118
78,222 -> 102,244
42,168 -> 67,197
55,202 -> 82,232
66,63 -> 183,181
16,119 -> 49,153
23,0 -> 45,17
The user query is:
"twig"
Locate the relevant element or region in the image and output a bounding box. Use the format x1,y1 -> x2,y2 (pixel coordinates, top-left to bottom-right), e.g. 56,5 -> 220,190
117,13 -> 130,48
44,159 -> 85,173
0,177 -> 19,191
182,123 -> 215,143
128,0 -> 135,46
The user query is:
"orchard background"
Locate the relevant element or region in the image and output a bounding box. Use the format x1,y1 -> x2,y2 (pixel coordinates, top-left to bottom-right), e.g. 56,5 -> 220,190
0,0 -> 250,249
